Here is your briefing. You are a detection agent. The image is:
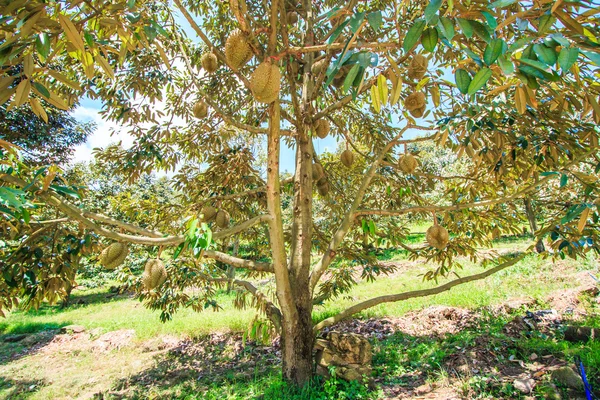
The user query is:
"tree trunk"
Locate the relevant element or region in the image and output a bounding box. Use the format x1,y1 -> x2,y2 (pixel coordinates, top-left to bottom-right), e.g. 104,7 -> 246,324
524,198 -> 545,253
280,283 -> 314,386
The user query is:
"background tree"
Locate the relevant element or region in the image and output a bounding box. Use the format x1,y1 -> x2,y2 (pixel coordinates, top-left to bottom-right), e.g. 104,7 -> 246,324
0,104 -> 95,165
1,0 -> 600,386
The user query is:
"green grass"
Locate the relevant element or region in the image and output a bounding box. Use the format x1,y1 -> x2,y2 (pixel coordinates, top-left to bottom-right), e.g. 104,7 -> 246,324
0,287 -> 256,341
0,236 -> 598,399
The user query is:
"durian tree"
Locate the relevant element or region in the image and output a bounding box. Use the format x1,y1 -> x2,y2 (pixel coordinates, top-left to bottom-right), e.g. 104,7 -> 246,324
1,0 -> 600,386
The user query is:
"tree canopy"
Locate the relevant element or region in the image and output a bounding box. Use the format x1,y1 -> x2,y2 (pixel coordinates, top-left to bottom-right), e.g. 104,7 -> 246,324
1,0 -> 599,385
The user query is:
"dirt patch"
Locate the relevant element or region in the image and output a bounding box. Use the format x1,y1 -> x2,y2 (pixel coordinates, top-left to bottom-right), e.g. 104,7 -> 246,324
545,283 -> 599,318
93,329 -> 135,352
323,306 -> 479,340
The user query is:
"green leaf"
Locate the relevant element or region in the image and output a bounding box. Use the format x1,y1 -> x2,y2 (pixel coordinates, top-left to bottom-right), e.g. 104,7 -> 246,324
470,20 -> 491,43
537,14 -> 556,35
327,20 -> 349,45
23,167 -> 48,190
437,17 -> 455,40
367,11 -> 382,32
342,63 -> 360,93
519,57 -> 550,72
560,173 -> 568,188
421,27 -> 438,52
533,44 -> 557,65
498,55 -> 514,74
457,18 -> 473,38
50,185 -> 81,199
349,12 -> 365,33
561,204 -> 586,224
403,19 -> 426,53
488,0 -> 517,8
455,68 -> 471,94
35,33 -> 50,60
32,82 -> 50,98
481,11 -> 498,31
483,38 -> 505,66
424,0 -> 442,23
173,243 -> 184,259
0,187 -> 24,209
368,220 -> 376,235
467,67 -> 492,94
581,50 -> 600,66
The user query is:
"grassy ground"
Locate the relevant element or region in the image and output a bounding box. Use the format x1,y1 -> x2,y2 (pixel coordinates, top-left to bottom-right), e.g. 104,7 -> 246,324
0,236 -> 598,399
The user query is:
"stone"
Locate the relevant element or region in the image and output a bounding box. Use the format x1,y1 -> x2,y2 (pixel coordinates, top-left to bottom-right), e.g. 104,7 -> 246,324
414,383 -> 432,395
314,331 -> 372,381
564,326 -> 599,343
514,378 -> 536,394
551,366 -> 583,390
529,353 -> 538,361
60,325 -> 86,334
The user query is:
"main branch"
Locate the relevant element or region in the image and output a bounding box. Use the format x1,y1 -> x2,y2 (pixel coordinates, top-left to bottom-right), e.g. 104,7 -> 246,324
313,253 -> 527,332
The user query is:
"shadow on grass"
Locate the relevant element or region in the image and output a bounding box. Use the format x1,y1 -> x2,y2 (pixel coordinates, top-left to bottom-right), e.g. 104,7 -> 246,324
0,321 -> 72,366
96,334 -> 283,399
0,376 -> 47,400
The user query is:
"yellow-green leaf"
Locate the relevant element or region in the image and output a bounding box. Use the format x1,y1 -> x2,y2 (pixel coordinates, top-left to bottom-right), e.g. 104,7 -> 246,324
95,53 -> 114,79
29,97 -> 48,123
58,14 -> 86,54
377,74 -> 388,106
23,54 -> 34,77
577,207 -> 590,232
14,79 -> 31,107
416,76 -> 430,91
370,85 -> 381,113
515,86 -> 527,114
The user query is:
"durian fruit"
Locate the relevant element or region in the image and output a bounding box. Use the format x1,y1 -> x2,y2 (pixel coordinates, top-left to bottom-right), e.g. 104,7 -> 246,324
193,100 -> 208,119
491,227 -> 501,240
99,242 -> 128,270
250,61 -> 281,103
287,11 -> 299,24
407,54 -> 428,81
426,225 -> 449,250
201,205 -> 217,221
316,177 -> 330,196
340,149 -> 354,167
216,209 -> 230,228
142,259 -> 167,290
225,29 -> 252,70
201,52 -> 218,73
312,163 -> 324,180
398,154 -> 418,174
314,119 -> 330,139
332,68 -> 347,88
311,59 -> 327,76
404,92 -> 426,118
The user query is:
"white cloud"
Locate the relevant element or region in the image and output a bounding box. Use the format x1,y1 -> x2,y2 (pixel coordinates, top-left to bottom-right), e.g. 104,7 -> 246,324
71,105 -> 135,164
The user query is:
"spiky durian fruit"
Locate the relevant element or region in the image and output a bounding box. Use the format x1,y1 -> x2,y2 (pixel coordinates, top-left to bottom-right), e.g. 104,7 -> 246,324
398,154 -> 418,174
426,225 -> 449,250
193,100 -> 208,119
225,29 -> 252,70
201,52 -> 219,73
250,61 -> 281,103
314,119 -> 330,139
99,243 -> 128,270
142,259 -> 167,290
340,149 -> 354,167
